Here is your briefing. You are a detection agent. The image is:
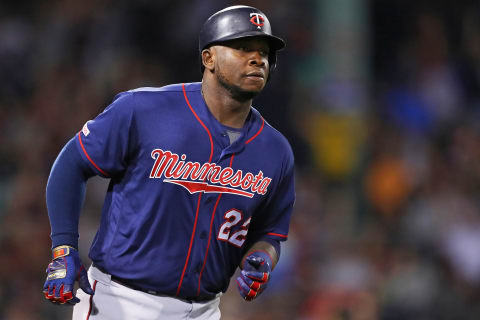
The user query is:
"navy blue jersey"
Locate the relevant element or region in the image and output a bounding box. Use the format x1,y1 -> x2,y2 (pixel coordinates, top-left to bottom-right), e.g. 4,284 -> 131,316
74,82 -> 295,299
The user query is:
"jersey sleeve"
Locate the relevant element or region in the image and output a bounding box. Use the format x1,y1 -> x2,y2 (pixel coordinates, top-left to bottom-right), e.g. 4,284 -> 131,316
47,137 -> 96,249
74,91 -> 137,177
247,150 -> 295,246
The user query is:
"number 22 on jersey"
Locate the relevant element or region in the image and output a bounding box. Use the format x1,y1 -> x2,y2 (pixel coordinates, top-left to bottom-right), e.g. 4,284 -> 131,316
217,209 -> 251,247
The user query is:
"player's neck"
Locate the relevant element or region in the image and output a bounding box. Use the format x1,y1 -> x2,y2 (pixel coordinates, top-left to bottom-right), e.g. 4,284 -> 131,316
201,80 -> 252,129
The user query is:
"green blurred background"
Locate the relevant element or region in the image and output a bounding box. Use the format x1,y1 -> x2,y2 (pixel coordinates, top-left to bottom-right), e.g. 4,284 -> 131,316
1,0 -> 480,319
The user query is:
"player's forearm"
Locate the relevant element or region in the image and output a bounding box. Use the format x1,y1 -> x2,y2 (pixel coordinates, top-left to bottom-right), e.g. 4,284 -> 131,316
46,138 -> 95,249
240,241 -> 279,270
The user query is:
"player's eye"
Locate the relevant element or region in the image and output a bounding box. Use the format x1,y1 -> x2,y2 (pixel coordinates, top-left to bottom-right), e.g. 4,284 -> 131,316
259,50 -> 269,57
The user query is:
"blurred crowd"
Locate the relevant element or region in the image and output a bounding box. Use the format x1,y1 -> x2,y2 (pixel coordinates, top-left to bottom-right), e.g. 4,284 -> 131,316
1,0 -> 480,319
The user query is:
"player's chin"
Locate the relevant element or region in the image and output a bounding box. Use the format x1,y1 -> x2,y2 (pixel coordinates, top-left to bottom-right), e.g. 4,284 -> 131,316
240,80 -> 265,95
236,87 -> 262,101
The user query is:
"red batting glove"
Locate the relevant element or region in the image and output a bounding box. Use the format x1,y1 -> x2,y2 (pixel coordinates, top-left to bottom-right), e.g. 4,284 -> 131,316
43,245 -> 94,305
236,251 -> 272,301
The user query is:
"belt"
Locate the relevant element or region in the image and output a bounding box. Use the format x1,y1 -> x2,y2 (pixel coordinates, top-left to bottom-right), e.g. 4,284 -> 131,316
110,276 -> 216,302
93,264 -> 216,302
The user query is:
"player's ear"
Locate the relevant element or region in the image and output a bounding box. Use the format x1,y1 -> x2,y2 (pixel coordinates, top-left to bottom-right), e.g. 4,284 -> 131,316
202,48 -> 215,72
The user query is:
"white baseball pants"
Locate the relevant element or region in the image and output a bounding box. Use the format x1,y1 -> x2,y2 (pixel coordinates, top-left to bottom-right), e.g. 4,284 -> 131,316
72,265 -> 221,320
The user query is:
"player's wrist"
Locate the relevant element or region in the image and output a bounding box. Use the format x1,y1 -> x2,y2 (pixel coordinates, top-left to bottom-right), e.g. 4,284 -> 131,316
51,233 -> 79,250
52,245 -> 77,259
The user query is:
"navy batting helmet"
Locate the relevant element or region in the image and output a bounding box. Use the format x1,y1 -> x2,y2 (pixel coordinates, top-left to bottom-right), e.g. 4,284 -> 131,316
199,5 -> 286,73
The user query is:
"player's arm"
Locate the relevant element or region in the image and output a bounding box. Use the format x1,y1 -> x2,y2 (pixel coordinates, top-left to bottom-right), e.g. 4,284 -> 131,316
237,147 -> 295,301
43,138 -> 95,305
43,92 -> 136,304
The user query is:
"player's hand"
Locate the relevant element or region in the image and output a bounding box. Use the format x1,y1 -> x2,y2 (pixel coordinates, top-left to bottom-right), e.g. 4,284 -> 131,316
43,245 -> 94,305
236,251 -> 272,301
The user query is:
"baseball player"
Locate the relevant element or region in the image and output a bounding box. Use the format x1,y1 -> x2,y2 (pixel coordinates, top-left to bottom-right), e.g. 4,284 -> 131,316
43,5 -> 295,319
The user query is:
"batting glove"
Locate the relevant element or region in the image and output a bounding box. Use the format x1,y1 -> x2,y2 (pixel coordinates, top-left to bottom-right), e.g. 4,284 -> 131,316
236,251 -> 272,301
43,245 -> 93,305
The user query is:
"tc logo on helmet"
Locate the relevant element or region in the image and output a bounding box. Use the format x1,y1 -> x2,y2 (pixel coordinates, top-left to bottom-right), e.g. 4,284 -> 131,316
250,13 -> 265,29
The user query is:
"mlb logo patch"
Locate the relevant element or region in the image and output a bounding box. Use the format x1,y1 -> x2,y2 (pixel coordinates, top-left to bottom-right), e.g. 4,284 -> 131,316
82,121 -> 91,136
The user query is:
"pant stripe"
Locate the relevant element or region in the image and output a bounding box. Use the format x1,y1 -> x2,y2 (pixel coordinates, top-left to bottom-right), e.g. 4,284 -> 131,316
86,280 -> 98,320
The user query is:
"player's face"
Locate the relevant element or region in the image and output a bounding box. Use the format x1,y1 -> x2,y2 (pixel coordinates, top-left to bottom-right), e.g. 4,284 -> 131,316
212,38 -> 270,100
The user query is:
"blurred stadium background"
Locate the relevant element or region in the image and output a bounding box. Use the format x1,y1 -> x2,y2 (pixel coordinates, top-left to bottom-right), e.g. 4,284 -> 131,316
2,0 -> 480,319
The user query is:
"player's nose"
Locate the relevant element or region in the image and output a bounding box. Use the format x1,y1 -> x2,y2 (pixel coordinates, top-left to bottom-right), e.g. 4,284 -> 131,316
248,51 -> 267,67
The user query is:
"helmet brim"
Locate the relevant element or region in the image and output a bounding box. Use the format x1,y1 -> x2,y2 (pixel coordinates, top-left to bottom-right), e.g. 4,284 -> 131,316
202,32 -> 286,52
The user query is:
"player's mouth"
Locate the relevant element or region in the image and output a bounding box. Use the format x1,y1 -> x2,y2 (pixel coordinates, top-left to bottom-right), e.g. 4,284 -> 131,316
244,71 -> 265,82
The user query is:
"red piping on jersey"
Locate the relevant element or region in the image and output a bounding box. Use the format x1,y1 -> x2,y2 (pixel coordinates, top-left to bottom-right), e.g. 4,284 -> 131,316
181,83 -> 214,158
245,117 -> 265,145
86,280 -> 97,320
267,232 -> 288,238
78,132 -> 109,177
195,154 -> 235,295
177,83 -> 215,296
196,193 -> 223,296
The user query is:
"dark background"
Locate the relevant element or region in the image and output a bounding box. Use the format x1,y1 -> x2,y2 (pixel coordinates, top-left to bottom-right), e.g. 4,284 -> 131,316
1,0 -> 480,319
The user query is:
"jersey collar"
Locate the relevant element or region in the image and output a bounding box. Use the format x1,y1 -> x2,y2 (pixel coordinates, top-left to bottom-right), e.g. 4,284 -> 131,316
187,82 -> 265,155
